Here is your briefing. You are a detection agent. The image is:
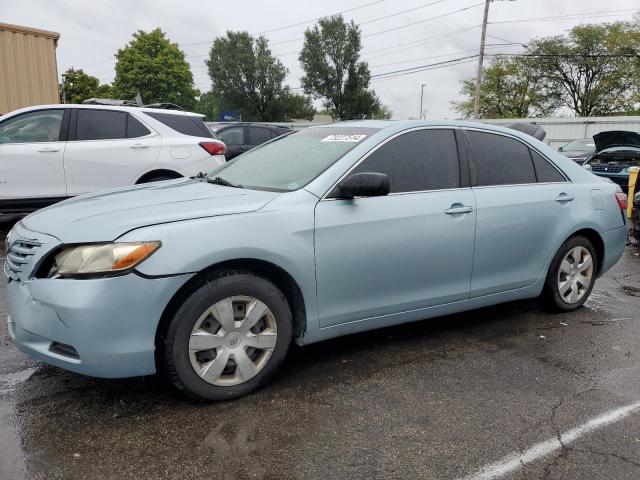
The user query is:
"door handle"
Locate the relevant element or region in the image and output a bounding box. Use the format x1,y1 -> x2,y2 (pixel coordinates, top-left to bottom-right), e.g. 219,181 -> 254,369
555,194 -> 575,203
38,147 -> 60,153
445,204 -> 473,215
130,143 -> 150,149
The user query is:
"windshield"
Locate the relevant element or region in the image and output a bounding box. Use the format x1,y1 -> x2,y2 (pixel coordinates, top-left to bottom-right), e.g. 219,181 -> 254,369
207,127 -> 379,191
563,139 -> 595,151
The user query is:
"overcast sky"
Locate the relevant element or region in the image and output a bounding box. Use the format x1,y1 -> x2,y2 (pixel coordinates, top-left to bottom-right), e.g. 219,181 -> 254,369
2,0 -> 639,119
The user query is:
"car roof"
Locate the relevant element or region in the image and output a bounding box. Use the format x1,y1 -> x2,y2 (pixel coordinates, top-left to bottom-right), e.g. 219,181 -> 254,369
3,104 -> 205,118
215,122 -> 290,129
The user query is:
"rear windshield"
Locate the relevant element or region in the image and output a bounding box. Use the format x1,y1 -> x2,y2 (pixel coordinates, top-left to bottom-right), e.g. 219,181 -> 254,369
145,112 -> 213,138
207,127 -> 379,192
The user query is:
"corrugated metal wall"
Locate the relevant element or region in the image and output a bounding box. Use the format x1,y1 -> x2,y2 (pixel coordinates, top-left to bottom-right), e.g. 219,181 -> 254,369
483,117 -> 640,149
0,22 -> 60,115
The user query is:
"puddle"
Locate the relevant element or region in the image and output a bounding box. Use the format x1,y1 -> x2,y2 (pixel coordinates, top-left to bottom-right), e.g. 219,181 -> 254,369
0,368 -> 37,395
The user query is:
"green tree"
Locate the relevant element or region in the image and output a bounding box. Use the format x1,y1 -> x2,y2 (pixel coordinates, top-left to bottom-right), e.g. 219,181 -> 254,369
299,15 -> 380,120
59,68 -> 112,104
206,31 -> 314,121
373,102 -> 393,120
454,57 -> 556,119
527,22 -> 639,116
193,91 -> 218,121
113,28 -> 198,109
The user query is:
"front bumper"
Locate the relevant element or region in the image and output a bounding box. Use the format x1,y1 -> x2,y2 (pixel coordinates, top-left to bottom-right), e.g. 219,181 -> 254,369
5,222 -> 193,378
7,273 -> 192,378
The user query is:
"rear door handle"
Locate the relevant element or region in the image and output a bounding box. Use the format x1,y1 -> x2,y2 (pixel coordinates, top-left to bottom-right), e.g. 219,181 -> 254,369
130,143 -> 150,149
38,147 -> 60,153
445,204 -> 473,215
555,194 -> 575,203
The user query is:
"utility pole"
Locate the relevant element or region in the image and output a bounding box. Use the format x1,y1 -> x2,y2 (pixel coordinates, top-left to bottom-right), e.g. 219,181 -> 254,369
419,83 -> 426,120
473,0 -> 491,119
61,73 -> 66,104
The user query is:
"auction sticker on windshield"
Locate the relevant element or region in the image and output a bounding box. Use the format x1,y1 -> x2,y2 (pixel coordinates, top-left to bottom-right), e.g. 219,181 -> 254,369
321,134 -> 367,142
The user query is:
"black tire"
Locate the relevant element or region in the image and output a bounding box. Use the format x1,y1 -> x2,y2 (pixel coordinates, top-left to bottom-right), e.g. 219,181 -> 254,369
140,175 -> 176,183
542,235 -> 597,312
161,270 -> 293,401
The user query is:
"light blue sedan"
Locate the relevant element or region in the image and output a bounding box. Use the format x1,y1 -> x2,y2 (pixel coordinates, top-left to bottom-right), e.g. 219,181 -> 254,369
5,121 -> 628,400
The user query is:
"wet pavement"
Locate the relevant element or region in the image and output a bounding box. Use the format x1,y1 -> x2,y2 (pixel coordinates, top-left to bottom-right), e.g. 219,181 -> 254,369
2,217 -> 640,480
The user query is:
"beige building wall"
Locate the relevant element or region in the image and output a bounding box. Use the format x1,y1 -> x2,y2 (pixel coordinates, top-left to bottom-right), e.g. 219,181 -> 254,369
0,22 -> 60,115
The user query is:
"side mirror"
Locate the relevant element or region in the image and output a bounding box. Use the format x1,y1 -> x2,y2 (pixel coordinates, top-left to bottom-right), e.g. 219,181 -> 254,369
558,146 -> 564,152
332,172 -> 390,199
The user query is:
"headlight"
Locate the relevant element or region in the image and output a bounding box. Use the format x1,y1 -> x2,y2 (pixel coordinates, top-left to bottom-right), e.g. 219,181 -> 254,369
634,191 -> 640,203
583,164 -> 592,170
52,242 -> 161,277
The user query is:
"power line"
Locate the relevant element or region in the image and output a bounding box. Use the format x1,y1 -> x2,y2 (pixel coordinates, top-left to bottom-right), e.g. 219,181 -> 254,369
256,0 -> 386,34
363,1 -> 484,39
371,54 -> 480,79
369,43 -> 517,69
181,0 -> 387,47
371,58 -> 479,82
270,1 -> 484,46
490,8 -> 639,25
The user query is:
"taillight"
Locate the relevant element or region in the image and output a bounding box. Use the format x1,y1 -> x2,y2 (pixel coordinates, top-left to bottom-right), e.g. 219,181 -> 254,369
615,192 -> 628,210
199,141 -> 226,155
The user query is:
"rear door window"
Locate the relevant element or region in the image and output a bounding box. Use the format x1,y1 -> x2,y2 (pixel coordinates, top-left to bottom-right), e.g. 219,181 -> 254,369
76,110 -> 127,140
352,129 -> 460,193
145,112 -> 213,138
466,131 -> 537,186
249,127 -> 272,145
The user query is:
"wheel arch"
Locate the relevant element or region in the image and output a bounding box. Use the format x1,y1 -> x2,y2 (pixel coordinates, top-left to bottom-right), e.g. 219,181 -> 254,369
136,169 -> 183,184
564,227 -> 605,276
154,258 -> 307,356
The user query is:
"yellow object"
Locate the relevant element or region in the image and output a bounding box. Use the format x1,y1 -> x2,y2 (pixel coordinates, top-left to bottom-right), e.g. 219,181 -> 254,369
628,167 -> 639,219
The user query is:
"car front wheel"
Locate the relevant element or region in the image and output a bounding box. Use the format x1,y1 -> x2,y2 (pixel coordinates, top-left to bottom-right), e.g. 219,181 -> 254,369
543,235 -> 597,311
161,271 -> 293,401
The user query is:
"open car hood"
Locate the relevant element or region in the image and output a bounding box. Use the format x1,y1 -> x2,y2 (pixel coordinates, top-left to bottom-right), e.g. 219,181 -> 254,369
593,131 -> 640,153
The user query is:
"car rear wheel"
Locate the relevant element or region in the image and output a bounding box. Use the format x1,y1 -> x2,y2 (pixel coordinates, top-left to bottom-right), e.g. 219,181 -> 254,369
543,235 -> 597,311
161,271 -> 293,401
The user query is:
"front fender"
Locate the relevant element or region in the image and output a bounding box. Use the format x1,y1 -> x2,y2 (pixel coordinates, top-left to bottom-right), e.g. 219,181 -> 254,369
116,190 -> 319,330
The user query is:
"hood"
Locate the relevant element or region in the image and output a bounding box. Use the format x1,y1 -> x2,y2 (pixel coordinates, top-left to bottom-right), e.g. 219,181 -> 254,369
22,178 -> 279,242
593,131 -> 640,153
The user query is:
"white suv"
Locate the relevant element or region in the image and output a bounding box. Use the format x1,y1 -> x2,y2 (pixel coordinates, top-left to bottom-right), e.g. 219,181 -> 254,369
0,104 -> 226,214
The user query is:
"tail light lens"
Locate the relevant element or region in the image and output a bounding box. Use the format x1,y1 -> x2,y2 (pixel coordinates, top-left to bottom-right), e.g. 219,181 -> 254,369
615,192 -> 628,210
199,141 -> 226,156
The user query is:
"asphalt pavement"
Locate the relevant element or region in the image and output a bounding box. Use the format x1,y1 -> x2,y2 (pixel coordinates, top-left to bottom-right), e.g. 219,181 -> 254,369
1,217 -> 640,480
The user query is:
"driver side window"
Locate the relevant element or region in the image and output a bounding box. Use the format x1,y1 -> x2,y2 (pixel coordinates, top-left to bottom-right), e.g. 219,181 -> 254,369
352,129 -> 460,193
0,110 -> 64,144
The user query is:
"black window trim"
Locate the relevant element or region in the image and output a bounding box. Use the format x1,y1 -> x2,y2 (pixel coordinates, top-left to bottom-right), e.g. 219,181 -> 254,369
321,126 -> 470,201
461,127 -> 569,188
0,107 -> 68,144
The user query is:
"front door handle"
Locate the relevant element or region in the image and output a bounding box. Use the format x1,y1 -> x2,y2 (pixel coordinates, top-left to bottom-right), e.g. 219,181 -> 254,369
445,204 -> 473,215
555,194 -> 575,203
130,143 -> 150,149
38,147 -> 60,153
